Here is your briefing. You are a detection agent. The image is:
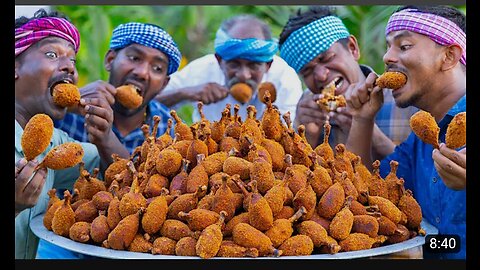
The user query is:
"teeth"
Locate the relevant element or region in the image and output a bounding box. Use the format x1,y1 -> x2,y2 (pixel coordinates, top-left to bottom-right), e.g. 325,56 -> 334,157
336,79 -> 343,88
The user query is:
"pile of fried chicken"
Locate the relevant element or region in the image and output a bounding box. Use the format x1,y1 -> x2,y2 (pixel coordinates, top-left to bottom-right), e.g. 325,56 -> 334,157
43,94 -> 426,258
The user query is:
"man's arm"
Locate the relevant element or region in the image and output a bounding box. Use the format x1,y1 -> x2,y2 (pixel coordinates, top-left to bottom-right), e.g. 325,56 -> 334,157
156,83 -> 229,107
345,73 -> 384,170
347,116 -> 376,169
81,97 -> 129,173
156,88 -> 192,107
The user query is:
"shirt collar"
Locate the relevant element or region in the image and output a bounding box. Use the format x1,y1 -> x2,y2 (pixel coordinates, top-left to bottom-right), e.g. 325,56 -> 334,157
438,94 -> 466,127
446,94 -> 466,116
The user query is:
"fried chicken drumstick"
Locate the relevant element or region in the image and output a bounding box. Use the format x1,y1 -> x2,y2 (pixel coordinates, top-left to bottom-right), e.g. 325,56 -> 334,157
116,84 -> 143,109
52,82 -> 81,108
315,79 -> 346,124
375,71 -> 407,90
409,110 -> 440,149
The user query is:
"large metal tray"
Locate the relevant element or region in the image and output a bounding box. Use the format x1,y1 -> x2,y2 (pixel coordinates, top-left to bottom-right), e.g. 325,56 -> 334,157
30,214 -> 437,259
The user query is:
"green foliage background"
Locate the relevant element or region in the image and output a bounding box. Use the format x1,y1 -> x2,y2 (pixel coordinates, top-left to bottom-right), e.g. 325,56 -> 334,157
53,5 -> 465,124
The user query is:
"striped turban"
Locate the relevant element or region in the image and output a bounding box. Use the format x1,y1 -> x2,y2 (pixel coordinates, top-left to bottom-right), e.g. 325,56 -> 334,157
386,8 -> 466,66
15,17 -> 80,57
109,22 -> 182,75
214,28 -> 278,63
279,16 -> 350,73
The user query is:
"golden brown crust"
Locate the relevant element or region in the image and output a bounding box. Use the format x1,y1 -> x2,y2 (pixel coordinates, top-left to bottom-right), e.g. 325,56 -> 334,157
116,84 -> 143,109
52,83 -> 81,107
375,71 -> 407,90
315,80 -> 346,112
258,82 -> 277,103
446,112 -> 466,149
410,110 -> 440,149
230,83 -> 253,103
41,142 -> 84,170
21,113 -> 54,161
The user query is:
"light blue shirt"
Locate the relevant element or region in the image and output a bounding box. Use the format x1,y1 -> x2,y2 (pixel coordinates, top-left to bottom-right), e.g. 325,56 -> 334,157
15,120 -> 100,259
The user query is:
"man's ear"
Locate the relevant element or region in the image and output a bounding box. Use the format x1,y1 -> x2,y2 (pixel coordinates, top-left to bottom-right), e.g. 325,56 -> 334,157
347,35 -> 361,61
214,53 -> 223,65
265,60 -> 273,72
104,49 -> 117,71
442,44 -> 463,71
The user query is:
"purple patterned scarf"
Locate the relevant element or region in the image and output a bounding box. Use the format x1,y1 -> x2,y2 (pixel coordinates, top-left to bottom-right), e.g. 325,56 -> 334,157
386,8 -> 466,66
15,17 -> 80,57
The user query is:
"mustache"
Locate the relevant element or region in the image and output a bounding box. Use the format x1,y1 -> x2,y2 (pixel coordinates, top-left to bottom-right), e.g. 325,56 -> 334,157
385,64 -> 408,74
226,77 -> 258,91
121,76 -> 147,90
48,74 -> 75,86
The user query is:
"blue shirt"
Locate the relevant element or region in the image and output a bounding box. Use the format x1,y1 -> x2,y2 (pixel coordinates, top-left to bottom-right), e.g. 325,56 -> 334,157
55,100 -> 173,153
379,95 -> 466,259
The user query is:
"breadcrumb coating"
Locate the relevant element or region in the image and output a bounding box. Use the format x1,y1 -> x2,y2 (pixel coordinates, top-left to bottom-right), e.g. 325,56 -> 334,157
230,83 -> 253,104
42,142 -> 84,170
52,83 -> 81,107
446,112 -> 466,149
116,84 -> 143,109
376,71 -> 407,90
258,82 -> 277,103
21,113 -> 54,161
409,110 -> 440,149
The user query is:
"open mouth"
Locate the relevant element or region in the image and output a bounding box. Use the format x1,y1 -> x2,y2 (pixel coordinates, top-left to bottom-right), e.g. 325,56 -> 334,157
334,77 -> 344,89
321,77 -> 343,94
49,79 -> 72,95
125,82 -> 143,97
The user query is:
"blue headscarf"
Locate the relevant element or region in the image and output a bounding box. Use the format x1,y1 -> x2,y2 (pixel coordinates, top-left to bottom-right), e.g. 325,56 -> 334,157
109,22 -> 182,75
280,16 -> 350,73
214,28 -> 278,63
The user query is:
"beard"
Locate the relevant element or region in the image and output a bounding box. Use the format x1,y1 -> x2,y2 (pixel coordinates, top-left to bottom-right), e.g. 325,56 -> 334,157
395,90 -> 422,108
113,101 -> 146,117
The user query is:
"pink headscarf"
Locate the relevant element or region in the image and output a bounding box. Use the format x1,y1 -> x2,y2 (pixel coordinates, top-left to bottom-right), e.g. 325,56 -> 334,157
15,17 -> 80,57
386,8 -> 466,66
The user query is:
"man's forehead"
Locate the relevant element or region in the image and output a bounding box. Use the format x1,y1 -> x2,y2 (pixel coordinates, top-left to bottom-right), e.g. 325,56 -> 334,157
123,43 -> 168,62
35,36 -> 76,50
225,58 -> 264,65
386,30 -> 415,40
227,21 -> 265,40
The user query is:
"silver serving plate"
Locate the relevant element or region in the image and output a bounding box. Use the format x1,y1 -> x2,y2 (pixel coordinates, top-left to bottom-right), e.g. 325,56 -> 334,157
30,214 -> 438,259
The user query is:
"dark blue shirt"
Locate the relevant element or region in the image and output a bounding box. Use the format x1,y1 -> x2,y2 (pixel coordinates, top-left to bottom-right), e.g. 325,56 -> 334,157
54,100 -> 174,154
379,95 -> 466,259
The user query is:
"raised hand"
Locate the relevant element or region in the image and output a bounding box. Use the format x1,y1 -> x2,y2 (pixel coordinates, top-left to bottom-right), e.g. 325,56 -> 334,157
344,72 -> 384,121
433,144 -> 466,190
188,82 -> 229,104
81,97 -> 114,147
15,157 -> 47,216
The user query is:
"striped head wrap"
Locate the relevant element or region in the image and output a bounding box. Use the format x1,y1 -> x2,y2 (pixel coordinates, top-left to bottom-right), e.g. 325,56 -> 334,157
214,28 -> 278,63
15,17 -> 80,57
279,16 -> 350,73
109,22 -> 182,75
386,8 -> 466,66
